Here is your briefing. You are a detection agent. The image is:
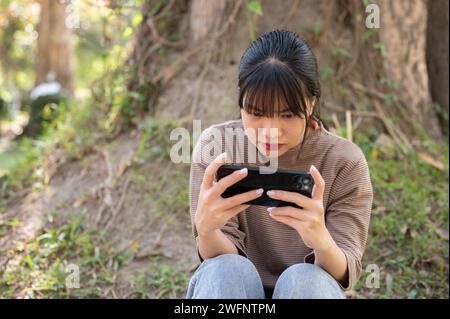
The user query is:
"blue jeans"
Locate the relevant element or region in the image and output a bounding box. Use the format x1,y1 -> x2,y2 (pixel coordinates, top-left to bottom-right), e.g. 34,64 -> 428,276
186,254 -> 345,299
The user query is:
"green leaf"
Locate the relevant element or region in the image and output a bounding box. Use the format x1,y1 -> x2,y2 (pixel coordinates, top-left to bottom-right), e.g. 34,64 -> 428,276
312,21 -> 322,35
8,217 -> 20,227
247,1 -> 263,16
123,27 -> 133,39
331,47 -> 352,58
362,29 -> 377,41
384,94 -> 395,106
132,14 -> 143,27
26,254 -> 33,268
372,42 -> 387,56
320,67 -> 334,81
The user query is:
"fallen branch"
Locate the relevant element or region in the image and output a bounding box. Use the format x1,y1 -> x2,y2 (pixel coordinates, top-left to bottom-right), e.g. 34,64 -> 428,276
350,82 -> 413,153
105,174 -> 131,231
417,152 -> 446,171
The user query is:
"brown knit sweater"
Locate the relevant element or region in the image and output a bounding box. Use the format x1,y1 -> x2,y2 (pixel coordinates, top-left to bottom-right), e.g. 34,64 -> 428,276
189,119 -> 373,291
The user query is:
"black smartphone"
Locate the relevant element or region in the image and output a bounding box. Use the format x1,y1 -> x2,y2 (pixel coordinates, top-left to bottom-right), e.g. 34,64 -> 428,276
216,164 -> 314,208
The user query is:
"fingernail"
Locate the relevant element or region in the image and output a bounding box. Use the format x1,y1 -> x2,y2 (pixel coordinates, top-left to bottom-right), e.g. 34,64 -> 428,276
215,153 -> 227,163
309,165 -> 316,173
267,207 -> 275,213
267,190 -> 275,196
239,168 -> 248,175
255,188 -> 263,194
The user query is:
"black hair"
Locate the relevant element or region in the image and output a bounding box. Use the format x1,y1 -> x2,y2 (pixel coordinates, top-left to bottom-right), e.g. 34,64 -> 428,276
238,29 -> 328,157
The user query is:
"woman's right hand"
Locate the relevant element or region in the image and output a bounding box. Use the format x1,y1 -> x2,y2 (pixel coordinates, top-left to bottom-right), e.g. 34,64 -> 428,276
194,152 -> 264,237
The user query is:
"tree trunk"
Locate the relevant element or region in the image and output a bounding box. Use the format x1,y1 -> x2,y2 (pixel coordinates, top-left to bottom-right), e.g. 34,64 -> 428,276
426,0 -> 449,135
377,0 -> 442,140
189,0 -> 227,44
36,0 -> 74,93
189,0 -> 240,65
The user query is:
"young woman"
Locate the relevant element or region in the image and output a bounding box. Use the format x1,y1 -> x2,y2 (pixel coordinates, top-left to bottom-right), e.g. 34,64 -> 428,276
187,30 -> 373,299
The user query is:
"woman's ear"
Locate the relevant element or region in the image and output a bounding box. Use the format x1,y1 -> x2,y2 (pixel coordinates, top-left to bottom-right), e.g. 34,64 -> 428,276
307,97 -> 316,117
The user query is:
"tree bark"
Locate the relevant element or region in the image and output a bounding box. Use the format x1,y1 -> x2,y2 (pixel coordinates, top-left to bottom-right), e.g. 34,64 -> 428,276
426,0 -> 449,135
36,0 -> 74,93
189,0 -> 228,44
377,0 -> 442,139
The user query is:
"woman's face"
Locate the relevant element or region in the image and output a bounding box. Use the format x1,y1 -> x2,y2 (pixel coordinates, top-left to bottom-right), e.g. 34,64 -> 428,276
241,100 -> 313,158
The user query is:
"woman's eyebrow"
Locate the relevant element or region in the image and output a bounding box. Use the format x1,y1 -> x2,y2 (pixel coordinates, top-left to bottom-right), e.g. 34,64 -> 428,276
280,108 -> 292,113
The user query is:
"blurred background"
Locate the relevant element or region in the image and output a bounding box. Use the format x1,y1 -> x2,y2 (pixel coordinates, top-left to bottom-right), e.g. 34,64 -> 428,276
0,0 -> 448,298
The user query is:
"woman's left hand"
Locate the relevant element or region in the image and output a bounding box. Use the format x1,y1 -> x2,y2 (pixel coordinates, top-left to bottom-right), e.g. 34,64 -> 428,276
266,165 -> 334,252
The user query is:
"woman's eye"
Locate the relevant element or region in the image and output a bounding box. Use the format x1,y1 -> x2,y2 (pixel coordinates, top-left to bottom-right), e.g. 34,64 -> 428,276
252,113 -> 263,117
282,114 -> 294,118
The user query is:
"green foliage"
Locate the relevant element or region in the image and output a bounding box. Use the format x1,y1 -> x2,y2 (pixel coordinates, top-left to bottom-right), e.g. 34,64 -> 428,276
137,118 -> 179,162
0,0 -> 150,188
320,67 -> 334,81
372,42 -> 387,56
245,0 -> 264,41
130,259 -> 189,298
149,264 -> 189,298
0,0 -> 39,96
362,28 -> 378,42
0,212 -> 114,298
311,21 -> 322,36
246,0 -> 263,16
354,141 -> 449,298
331,47 -> 353,58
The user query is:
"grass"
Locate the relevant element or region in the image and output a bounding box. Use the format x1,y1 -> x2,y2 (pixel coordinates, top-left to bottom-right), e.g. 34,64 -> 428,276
0,212 -> 120,298
132,118 -> 191,218
0,149 -> 23,177
130,257 -> 189,299
0,117 -> 192,299
353,133 -> 449,298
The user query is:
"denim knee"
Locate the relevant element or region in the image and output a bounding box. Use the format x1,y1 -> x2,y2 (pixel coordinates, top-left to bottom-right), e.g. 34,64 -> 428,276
272,263 -> 345,299
186,254 -> 265,299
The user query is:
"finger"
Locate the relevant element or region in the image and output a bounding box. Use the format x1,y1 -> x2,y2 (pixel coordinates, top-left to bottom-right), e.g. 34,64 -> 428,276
266,206 -> 307,221
269,213 -> 301,229
309,165 -> 325,201
266,189 -> 314,210
223,204 -> 250,219
220,188 -> 264,210
213,166 -> 249,195
201,152 -> 227,190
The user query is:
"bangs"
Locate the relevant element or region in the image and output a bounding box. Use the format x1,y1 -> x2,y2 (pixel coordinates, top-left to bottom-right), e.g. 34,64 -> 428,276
238,60 -> 309,118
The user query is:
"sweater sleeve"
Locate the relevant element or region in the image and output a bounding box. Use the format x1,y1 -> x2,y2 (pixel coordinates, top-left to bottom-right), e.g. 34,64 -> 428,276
304,153 -> 373,291
189,125 -> 247,262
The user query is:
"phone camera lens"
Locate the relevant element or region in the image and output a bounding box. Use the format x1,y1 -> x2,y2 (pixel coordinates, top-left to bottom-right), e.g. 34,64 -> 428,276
293,175 -> 311,190
301,176 -> 312,185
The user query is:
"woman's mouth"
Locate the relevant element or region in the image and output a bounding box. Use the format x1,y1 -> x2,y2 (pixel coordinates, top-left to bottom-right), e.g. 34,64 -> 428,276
263,143 -> 285,151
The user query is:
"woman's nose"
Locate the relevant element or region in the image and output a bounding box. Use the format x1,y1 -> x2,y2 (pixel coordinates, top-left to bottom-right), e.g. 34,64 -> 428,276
260,118 -> 283,139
